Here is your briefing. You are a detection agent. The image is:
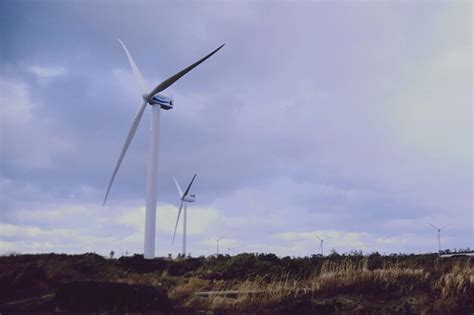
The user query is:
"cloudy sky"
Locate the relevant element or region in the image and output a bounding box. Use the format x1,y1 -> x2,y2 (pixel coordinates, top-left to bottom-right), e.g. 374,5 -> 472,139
1,1 -> 472,257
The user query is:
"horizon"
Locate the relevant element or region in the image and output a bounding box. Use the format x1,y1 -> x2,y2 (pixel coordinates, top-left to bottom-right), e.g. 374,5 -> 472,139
3,248 -> 472,259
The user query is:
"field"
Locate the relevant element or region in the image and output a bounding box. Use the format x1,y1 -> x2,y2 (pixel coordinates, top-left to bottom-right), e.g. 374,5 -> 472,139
0,252 -> 472,314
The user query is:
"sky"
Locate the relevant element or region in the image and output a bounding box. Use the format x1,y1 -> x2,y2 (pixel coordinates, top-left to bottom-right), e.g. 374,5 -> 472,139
0,1 -> 472,257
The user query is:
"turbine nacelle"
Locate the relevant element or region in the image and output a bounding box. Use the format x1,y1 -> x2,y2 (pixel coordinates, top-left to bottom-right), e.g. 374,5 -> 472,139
182,194 -> 196,203
143,93 -> 174,110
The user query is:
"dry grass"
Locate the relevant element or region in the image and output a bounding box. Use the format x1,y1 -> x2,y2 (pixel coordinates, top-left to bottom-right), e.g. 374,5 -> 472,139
176,257 -> 473,313
2,253 -> 471,313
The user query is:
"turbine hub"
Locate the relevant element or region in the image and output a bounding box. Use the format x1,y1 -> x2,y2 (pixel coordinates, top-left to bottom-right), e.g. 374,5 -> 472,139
142,93 -> 152,104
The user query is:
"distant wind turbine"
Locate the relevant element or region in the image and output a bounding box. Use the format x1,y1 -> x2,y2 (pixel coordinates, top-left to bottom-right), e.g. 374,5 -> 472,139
102,40 -> 224,259
172,174 -> 197,257
216,236 -> 225,255
429,223 -> 447,254
315,234 -> 329,256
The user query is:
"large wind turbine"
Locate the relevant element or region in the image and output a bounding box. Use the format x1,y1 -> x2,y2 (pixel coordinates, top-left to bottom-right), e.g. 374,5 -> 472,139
315,235 -> 329,256
103,40 -> 224,259
172,174 -> 197,257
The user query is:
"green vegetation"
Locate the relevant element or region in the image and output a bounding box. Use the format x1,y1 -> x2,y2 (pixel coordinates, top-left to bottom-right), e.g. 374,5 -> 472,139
0,252 -> 472,314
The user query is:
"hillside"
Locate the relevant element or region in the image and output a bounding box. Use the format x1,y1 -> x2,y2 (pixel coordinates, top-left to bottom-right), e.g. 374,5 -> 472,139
0,252 -> 472,314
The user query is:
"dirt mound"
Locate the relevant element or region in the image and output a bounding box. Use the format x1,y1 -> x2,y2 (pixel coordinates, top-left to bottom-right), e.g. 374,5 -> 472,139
54,281 -> 171,313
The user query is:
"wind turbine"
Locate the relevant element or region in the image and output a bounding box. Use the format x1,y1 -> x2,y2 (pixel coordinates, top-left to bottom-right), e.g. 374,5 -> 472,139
315,235 -> 329,256
103,40 -> 224,259
429,223 -> 446,254
172,174 -> 197,257
216,235 -> 224,255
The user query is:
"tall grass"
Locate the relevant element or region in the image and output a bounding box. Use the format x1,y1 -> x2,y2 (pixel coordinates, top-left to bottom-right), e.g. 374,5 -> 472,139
177,257 -> 472,313
2,253 -> 471,313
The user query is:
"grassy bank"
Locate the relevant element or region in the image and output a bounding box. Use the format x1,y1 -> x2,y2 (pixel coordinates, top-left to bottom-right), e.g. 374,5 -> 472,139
0,252 -> 472,314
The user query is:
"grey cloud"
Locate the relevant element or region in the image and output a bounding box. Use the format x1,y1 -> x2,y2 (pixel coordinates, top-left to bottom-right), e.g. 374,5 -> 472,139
1,2 -> 471,255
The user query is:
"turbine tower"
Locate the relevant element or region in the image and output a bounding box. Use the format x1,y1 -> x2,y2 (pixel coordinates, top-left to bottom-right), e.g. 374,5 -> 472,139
172,174 -> 197,257
315,235 -> 329,256
216,236 -> 224,255
429,223 -> 445,254
103,40 -> 224,259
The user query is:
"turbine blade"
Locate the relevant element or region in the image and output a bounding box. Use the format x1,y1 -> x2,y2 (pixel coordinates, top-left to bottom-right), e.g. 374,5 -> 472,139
172,201 -> 184,244
182,174 -> 197,198
118,39 -> 148,93
173,177 -> 184,198
428,223 -> 439,230
148,44 -> 225,97
103,100 -> 147,205
315,234 -> 322,241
